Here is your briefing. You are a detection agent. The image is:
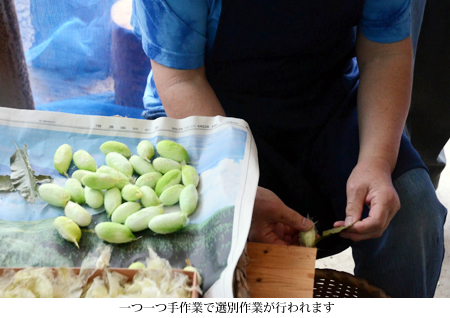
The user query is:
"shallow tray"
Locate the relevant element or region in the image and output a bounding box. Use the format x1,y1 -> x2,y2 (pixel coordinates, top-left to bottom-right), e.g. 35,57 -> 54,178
0,267 -> 199,298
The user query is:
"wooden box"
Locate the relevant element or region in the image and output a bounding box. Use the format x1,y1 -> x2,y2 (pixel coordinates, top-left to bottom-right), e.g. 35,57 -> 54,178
0,267 -> 199,298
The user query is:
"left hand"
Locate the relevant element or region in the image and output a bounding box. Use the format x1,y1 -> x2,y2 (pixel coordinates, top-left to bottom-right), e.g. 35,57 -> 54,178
249,186 -> 315,246
334,156 -> 400,241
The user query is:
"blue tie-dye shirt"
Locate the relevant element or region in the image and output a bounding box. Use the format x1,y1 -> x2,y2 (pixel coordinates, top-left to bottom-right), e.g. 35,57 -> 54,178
131,0 -> 411,119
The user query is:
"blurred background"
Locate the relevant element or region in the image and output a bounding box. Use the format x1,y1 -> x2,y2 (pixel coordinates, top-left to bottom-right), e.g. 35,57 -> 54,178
13,0 -> 148,118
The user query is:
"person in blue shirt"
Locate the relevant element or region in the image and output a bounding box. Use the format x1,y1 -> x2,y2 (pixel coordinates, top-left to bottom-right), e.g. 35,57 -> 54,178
132,0 -> 446,297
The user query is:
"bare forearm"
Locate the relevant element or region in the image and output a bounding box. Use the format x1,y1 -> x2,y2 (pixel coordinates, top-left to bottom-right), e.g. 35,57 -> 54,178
356,33 -> 413,171
151,60 -> 225,119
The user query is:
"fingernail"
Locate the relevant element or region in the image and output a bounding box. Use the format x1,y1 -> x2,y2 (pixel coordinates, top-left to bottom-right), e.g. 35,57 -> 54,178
303,217 -> 313,228
345,216 -> 353,227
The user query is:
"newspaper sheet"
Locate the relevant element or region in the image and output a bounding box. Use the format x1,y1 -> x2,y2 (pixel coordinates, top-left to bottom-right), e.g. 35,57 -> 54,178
0,107 -> 259,298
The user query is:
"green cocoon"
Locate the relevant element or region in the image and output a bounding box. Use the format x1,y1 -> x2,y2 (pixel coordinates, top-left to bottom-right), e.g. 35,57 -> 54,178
64,178 -> 85,204
54,216 -> 81,248
129,155 -> 156,175
160,184 -> 185,206
156,140 -> 189,163
53,144 -> 72,177
73,150 -> 97,172
106,152 -> 133,177
125,205 -> 164,232
39,184 -> 71,207
148,211 -> 187,234
111,201 -> 141,224
64,201 -> 91,227
95,222 -> 136,244
82,172 -> 117,190
100,141 -> 131,158
154,169 -> 182,196
135,172 -> 162,189
136,140 -> 155,160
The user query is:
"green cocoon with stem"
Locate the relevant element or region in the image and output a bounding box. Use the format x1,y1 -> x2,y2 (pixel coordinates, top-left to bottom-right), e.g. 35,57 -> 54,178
129,155 -> 156,175
82,172 -> 117,190
38,184 -> 71,207
106,152 -> 133,177
95,222 -> 136,244
53,144 -> 72,177
54,216 -> 81,248
156,140 -> 189,163
100,141 -> 131,158
148,211 -> 187,234
64,178 -> 85,204
73,150 -> 97,172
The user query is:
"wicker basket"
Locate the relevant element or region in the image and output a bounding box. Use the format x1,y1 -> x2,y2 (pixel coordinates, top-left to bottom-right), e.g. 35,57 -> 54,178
314,269 -> 390,298
234,245 -> 389,298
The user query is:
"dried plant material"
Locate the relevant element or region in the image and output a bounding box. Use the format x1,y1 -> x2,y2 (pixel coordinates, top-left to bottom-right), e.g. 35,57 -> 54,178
0,246 -> 201,298
85,276 -> 109,298
52,267 -> 84,298
1,141 -> 53,202
0,267 -> 84,298
120,248 -> 199,298
106,270 -> 128,297
0,176 -> 14,192
233,246 -> 251,298
34,175 -> 53,185
10,142 -> 39,204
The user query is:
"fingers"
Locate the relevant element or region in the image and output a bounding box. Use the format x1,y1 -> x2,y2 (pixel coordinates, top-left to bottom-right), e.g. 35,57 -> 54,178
341,185 -> 400,241
254,186 -> 314,231
250,187 -> 315,246
248,223 -> 290,246
274,205 -> 315,232
344,179 -> 367,227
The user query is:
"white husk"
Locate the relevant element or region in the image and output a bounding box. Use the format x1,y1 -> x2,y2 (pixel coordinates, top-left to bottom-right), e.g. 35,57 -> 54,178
0,246 -> 201,298
0,267 -> 84,298
85,276 -> 109,298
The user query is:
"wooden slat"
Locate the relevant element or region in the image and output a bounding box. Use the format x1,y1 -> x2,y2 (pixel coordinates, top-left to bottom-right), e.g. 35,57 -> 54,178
246,242 -> 317,298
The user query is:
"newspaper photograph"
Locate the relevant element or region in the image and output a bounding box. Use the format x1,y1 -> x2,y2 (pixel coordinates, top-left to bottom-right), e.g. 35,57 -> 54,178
0,107 -> 259,298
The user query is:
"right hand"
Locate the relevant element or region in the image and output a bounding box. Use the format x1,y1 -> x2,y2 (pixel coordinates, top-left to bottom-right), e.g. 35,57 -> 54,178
248,186 -> 315,246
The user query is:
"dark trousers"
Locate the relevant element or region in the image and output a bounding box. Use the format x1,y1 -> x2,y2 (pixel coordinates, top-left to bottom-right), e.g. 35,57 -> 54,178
409,0 -> 450,188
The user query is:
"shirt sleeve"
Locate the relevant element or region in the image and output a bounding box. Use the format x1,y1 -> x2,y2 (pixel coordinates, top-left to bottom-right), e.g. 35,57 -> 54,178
359,0 -> 411,43
131,0 -> 209,69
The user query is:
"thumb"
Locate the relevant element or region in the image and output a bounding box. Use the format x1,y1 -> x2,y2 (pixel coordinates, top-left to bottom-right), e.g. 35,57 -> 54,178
345,184 -> 366,226
274,205 -> 315,232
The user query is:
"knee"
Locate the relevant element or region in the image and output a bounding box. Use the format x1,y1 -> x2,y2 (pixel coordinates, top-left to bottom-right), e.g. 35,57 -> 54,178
393,168 -> 447,239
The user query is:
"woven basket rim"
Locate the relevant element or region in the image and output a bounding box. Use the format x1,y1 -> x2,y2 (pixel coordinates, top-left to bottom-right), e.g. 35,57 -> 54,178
314,268 -> 390,298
